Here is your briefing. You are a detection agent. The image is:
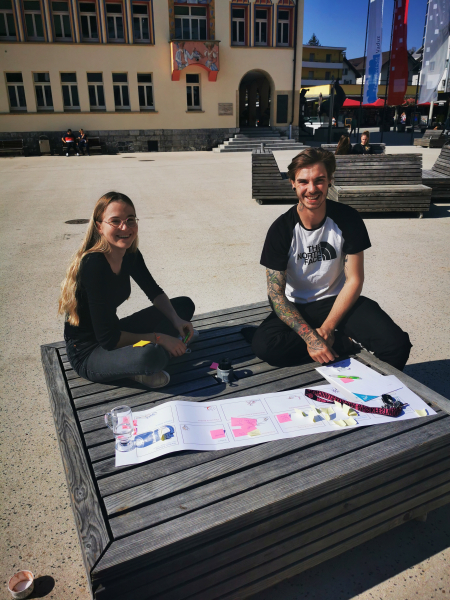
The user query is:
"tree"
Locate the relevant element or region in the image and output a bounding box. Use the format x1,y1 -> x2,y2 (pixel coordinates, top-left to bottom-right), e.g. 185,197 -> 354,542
308,33 -> 321,46
408,46 -> 417,54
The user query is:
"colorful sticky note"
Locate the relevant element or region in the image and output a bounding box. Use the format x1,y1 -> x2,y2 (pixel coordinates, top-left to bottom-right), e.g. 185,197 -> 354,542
338,375 -> 361,380
343,417 -> 357,426
248,429 -> 261,437
210,429 -> 226,439
354,393 -> 378,402
233,429 -> 248,437
415,409 -> 427,417
332,419 -> 348,427
210,362 -> 219,370
133,340 -> 151,347
276,413 -> 292,423
230,417 -> 257,432
339,377 -> 356,384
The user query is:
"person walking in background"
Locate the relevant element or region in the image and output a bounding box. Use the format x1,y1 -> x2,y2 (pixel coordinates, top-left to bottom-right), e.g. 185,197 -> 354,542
62,129 -> 77,156
350,115 -> 357,138
77,129 -> 90,156
335,135 -> 352,155
352,131 -> 374,154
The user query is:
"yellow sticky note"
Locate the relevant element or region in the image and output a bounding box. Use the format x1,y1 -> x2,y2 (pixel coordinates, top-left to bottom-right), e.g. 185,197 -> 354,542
320,412 -> 331,421
332,419 -> 348,427
343,417 -> 357,426
415,409 -> 428,417
308,409 -> 320,422
294,408 -> 304,416
133,340 -> 151,347
342,405 -> 358,417
248,429 -> 261,437
334,401 -> 343,411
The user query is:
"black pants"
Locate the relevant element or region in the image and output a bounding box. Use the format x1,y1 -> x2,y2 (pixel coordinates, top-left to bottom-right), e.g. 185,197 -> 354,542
71,296 -> 195,383
252,295 -> 411,371
78,140 -> 89,155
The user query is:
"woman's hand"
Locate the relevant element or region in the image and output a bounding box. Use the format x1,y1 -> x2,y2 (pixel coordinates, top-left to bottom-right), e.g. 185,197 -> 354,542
173,318 -> 194,343
157,333 -> 187,357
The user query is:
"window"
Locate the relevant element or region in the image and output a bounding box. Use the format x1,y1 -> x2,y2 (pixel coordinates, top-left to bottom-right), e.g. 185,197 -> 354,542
106,2 -> 124,41
61,73 -> 79,110
231,7 -> 246,45
34,72 -> 53,110
24,0 -> 44,40
254,8 -> 268,46
343,67 -> 348,75
325,71 -> 331,80
186,73 -> 200,110
87,72 -> 105,109
132,3 -> 149,42
277,9 -> 290,46
174,5 -> 206,40
52,1 -> 71,39
6,73 -> 26,111
308,70 -> 314,79
326,53 -> 331,63
309,52 -> 315,61
0,0 -> 16,39
80,1 -> 98,40
137,73 -> 153,109
113,72 -> 129,109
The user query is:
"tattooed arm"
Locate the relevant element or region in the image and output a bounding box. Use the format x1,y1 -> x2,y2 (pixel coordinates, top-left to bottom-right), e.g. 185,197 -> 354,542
316,252 -> 364,345
266,268 -> 338,364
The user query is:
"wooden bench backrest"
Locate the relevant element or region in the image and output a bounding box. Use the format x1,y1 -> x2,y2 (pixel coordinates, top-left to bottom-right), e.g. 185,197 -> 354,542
0,139 -> 23,149
423,129 -> 443,139
252,152 -> 283,180
334,154 -> 422,187
431,145 -> 450,175
88,136 -> 100,146
321,143 -> 385,154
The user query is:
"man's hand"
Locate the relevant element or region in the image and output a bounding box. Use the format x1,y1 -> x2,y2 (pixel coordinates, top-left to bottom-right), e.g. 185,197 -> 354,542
316,326 -> 335,349
157,333 -> 187,357
306,330 -> 338,364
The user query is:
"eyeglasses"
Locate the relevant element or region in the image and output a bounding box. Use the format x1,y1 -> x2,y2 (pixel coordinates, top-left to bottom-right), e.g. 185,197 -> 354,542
100,217 -> 139,228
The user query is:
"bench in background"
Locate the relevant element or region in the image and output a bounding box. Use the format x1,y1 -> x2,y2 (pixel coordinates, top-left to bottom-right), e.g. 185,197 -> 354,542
252,150 -> 297,205
0,139 -> 25,156
321,143 -> 386,154
62,136 -> 103,155
422,145 -> 450,202
328,154 -> 432,217
414,130 -> 446,148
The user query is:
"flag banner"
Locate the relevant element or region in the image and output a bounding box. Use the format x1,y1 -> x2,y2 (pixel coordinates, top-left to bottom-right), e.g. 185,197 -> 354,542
419,0 -> 450,104
387,0 -> 410,105
363,0 -> 384,105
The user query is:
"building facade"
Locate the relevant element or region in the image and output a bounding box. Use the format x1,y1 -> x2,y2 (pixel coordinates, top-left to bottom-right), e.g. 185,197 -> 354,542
301,44 -> 344,87
0,0 -> 303,153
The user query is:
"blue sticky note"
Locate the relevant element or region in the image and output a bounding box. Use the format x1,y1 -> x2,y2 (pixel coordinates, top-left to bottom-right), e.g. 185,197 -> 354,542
354,393 -> 378,402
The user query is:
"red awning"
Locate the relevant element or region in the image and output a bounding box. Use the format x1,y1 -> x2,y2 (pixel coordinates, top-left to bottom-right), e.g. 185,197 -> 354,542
343,98 -> 361,107
364,98 -> 385,107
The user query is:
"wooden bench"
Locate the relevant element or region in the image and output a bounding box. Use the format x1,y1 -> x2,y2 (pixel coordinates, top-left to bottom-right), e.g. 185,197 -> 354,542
328,154 -> 432,217
252,151 -> 297,205
41,301 -> 450,600
0,139 -> 25,156
422,144 -> 450,202
414,129 -> 447,148
62,136 -> 103,155
321,143 -> 386,154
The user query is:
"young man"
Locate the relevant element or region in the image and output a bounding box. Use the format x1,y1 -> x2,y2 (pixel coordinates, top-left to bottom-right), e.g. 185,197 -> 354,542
62,129 -> 77,156
352,130 -> 374,154
250,148 -> 411,370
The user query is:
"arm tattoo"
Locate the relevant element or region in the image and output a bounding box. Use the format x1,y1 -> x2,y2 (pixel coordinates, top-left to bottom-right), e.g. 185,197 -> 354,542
266,269 -> 326,349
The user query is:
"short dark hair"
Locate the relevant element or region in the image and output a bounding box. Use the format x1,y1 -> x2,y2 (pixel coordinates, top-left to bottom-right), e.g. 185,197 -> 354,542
288,148 -> 336,182
67,129 -> 72,132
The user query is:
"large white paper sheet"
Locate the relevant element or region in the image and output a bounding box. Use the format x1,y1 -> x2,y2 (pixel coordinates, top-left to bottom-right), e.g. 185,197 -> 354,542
115,370 -> 435,467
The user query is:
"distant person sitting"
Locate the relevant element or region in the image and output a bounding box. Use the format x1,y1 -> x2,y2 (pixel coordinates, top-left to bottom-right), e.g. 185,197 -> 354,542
335,135 -> 352,155
77,129 -> 90,156
352,131 -> 374,154
62,129 -> 77,156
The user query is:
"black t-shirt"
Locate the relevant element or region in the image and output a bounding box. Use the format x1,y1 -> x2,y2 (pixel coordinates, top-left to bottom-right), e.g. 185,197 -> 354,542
260,200 -> 371,304
352,143 -> 373,154
64,250 -> 164,350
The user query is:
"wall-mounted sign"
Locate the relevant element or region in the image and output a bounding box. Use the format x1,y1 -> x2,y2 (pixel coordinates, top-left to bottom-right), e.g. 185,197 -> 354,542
171,41 -> 220,82
218,103 -> 233,115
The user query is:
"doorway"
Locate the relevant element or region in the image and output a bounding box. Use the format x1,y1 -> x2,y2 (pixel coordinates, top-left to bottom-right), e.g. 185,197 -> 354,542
239,70 -> 273,127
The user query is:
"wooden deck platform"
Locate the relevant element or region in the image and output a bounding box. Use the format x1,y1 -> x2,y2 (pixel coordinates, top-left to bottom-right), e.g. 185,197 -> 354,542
41,302 -> 450,600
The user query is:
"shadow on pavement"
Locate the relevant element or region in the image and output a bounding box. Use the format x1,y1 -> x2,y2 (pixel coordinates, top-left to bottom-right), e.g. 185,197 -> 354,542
404,359 -> 450,399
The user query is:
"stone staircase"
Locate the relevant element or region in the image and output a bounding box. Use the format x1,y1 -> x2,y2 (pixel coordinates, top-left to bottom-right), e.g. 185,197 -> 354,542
213,127 -> 306,153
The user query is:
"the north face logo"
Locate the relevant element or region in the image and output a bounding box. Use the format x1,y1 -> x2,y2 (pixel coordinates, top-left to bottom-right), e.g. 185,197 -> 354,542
297,241 -> 337,265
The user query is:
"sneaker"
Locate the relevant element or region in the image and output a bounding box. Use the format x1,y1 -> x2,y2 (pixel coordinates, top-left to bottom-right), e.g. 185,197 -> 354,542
132,370 -> 170,388
76,153 -> 79,156
66,153 -> 69,156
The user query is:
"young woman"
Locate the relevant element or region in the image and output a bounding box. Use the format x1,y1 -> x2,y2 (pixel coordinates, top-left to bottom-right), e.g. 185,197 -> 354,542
59,191 -> 195,388
335,134 -> 352,155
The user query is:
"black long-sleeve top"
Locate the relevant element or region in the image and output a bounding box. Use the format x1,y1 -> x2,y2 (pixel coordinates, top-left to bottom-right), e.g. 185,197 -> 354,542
64,250 -> 164,350
351,143 -> 374,155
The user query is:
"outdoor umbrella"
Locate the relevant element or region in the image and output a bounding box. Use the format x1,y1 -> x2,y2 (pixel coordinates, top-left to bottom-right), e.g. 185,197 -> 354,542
363,98 -> 385,107
343,98 -> 361,107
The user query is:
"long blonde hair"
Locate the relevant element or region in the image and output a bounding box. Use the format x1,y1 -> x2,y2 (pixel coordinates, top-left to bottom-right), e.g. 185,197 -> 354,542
58,191 -> 138,326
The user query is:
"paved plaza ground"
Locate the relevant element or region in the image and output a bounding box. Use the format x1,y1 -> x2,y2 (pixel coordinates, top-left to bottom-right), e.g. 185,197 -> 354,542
0,147 -> 449,599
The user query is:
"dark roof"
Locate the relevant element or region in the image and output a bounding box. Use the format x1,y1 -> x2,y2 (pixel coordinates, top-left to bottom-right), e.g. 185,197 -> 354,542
348,50 -> 418,72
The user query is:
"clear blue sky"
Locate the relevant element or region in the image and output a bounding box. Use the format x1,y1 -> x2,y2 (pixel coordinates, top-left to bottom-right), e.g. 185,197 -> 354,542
303,0 -> 428,58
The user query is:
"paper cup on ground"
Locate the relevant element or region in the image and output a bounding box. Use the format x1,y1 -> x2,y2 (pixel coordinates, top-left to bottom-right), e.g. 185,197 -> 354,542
7,571 -> 34,599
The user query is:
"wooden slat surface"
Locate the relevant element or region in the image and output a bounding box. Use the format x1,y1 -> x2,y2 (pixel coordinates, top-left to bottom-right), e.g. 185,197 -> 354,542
41,301 -> 450,600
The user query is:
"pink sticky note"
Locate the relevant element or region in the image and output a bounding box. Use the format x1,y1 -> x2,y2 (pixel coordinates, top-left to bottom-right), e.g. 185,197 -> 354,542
210,429 -> 226,440
233,429 -> 248,437
340,378 -> 355,384
231,417 -> 257,428
210,362 -> 219,370
277,413 -> 292,423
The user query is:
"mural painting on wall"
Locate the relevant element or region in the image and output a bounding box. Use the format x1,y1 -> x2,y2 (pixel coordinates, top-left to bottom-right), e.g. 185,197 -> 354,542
171,41 -> 220,81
